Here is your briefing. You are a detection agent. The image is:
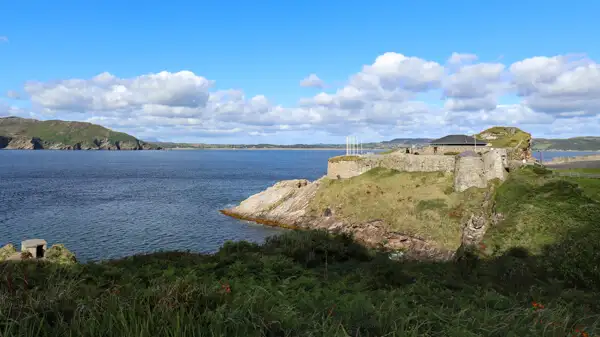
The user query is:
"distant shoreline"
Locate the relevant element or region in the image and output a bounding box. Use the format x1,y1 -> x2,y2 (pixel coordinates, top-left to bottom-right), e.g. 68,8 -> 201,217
167,147 -> 352,151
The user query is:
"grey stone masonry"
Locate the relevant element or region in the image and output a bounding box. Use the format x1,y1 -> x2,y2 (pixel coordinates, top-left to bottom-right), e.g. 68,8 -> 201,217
21,239 -> 47,258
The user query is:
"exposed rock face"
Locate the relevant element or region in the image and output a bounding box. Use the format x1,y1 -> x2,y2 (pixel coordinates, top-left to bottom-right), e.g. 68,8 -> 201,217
460,188 -> 502,247
223,178 -> 457,261
3,137 -> 45,149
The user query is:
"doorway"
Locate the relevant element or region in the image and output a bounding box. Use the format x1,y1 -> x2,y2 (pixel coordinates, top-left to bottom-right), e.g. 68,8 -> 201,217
36,245 -> 44,258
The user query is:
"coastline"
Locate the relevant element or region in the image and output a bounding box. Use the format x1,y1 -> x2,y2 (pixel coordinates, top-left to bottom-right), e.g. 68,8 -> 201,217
169,147 -> 352,151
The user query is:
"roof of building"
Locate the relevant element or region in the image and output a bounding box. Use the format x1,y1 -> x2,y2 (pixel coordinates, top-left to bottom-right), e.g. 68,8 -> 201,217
429,135 -> 488,146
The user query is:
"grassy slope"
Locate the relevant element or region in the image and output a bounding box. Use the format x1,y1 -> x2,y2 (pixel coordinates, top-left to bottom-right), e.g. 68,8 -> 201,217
2,167 -> 600,336
308,168 -> 487,250
0,117 -> 141,148
477,126 -> 532,150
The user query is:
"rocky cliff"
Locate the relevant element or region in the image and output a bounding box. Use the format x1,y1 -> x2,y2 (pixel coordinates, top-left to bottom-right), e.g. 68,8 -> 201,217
0,116 -> 160,150
222,175 -> 497,261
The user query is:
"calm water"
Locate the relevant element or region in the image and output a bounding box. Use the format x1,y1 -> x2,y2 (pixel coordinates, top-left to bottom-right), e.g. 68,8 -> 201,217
0,150 -> 344,262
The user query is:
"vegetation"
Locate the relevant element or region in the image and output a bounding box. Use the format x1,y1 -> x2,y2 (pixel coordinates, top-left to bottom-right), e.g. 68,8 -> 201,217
477,126 -> 532,150
0,117 -> 157,149
307,168 -> 488,250
327,155 -> 362,163
1,228 -> 599,335
2,166 -> 600,336
485,166 -> 600,258
443,151 -> 459,156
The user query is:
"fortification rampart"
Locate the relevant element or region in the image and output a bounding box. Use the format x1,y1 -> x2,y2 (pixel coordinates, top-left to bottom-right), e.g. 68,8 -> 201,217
328,148 -> 509,192
417,145 -> 492,155
327,154 -> 455,179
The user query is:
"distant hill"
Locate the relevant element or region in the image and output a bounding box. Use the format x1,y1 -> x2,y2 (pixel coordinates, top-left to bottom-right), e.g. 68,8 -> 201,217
0,116 -> 159,150
533,137 -> 600,151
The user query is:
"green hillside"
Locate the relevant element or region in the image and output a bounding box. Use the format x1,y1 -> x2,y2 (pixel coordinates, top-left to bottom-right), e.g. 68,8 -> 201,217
533,137 -> 600,151
0,117 -> 157,150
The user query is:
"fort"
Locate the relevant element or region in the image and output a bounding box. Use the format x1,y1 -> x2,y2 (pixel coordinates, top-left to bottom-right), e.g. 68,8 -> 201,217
328,134 -> 514,192
328,148 -> 510,192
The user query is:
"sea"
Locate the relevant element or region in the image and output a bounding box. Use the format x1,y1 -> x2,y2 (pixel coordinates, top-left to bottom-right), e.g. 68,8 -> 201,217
0,150 -> 344,262
0,149 -> 596,262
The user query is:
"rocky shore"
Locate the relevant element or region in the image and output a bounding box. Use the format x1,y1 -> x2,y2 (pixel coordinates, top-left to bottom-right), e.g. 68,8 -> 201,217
0,135 -> 158,150
222,177 -> 499,261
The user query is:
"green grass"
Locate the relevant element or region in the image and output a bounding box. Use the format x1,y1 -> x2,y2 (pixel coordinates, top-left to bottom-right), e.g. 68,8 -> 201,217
308,168 -> 488,250
477,127 -> 532,150
328,155 -> 362,163
1,228 -> 599,337
483,167 -> 600,290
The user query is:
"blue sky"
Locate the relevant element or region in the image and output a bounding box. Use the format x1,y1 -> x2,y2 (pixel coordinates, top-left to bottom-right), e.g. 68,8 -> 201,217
1,0 -> 600,144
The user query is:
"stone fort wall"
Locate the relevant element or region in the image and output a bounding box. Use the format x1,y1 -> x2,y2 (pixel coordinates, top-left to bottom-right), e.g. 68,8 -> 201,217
417,145 -> 492,155
327,148 -> 509,192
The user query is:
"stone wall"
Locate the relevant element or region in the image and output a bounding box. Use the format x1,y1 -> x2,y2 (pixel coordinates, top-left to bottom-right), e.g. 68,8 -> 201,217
454,154 -> 486,192
326,159 -> 375,179
418,145 -> 491,155
482,148 -> 509,182
328,149 -> 510,192
327,153 -> 455,179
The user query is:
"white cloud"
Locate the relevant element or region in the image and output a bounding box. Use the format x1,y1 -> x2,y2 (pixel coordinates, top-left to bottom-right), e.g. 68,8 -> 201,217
510,54 -> 600,116
443,62 -> 508,111
447,52 -> 478,65
300,74 -> 324,88
13,51 -> 600,142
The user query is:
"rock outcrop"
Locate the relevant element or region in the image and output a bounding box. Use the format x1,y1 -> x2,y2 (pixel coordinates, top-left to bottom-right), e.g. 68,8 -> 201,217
223,178 -> 459,261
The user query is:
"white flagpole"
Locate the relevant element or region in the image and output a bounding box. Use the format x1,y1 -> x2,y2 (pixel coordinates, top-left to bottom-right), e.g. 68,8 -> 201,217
346,136 -> 348,155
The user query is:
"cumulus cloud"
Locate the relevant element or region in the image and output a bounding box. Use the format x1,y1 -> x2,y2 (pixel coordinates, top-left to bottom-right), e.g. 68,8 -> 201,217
300,74 -> 324,88
13,51 -> 600,141
443,62 -> 508,111
510,55 -> 600,117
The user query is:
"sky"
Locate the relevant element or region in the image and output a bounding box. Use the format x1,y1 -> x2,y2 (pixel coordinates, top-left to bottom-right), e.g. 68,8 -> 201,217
1,0 -> 600,144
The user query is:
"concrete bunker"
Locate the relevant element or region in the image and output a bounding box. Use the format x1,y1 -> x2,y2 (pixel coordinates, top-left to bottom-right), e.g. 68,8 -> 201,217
21,239 -> 47,258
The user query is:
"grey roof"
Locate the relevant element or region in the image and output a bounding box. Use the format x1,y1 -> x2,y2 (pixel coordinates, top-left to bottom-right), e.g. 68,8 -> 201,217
429,135 -> 488,146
